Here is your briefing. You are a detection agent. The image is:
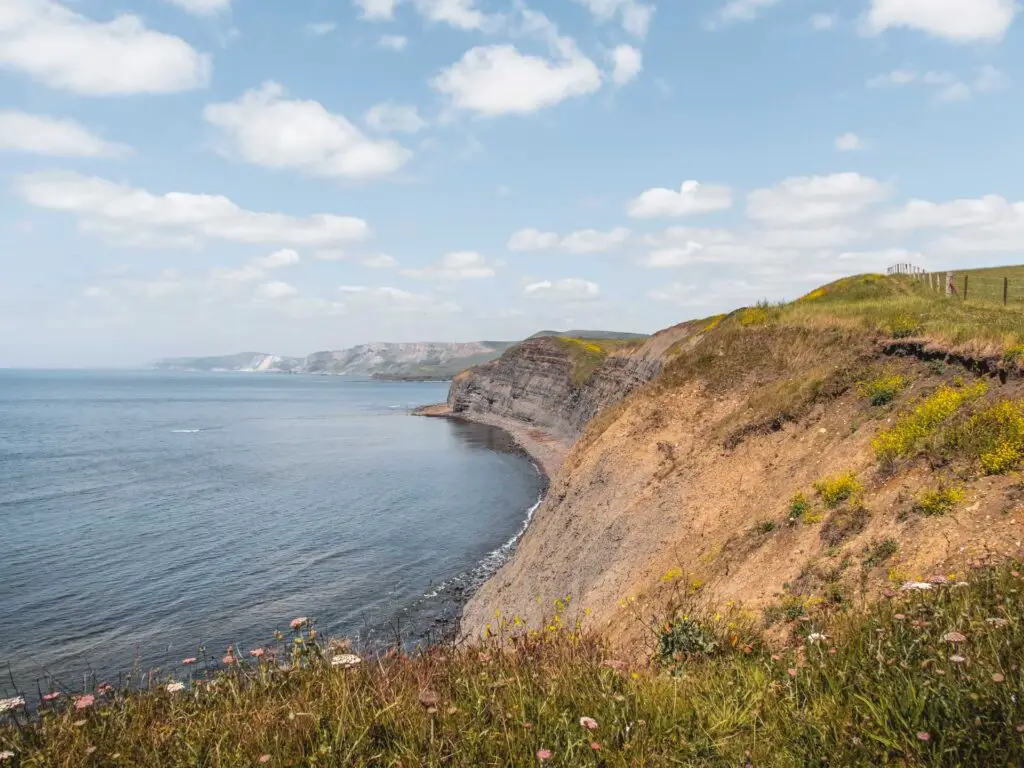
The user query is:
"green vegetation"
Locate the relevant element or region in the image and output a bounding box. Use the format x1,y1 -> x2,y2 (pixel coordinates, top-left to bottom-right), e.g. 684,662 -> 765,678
754,520 -> 776,534
787,492 -> 810,521
6,566 -> 1024,766
813,472 -> 863,508
863,538 -> 899,568
924,264 -> 1024,306
947,399 -> 1024,475
914,484 -> 966,517
872,383 -> 988,466
552,337 -> 640,386
858,372 -> 909,406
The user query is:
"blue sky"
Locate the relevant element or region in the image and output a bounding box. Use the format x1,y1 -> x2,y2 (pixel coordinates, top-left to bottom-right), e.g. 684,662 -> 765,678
1,0 -> 1022,366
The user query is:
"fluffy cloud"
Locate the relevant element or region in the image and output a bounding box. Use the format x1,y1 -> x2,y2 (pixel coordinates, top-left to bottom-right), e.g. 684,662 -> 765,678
431,14 -> 602,116
867,0 -> 1017,42
715,0 -> 782,24
524,278 -> 600,300
254,281 -> 298,300
165,0 -> 231,16
204,82 -> 411,179
353,0 -> 398,20
16,171 -> 371,247
867,69 -> 918,88
508,227 -> 630,253
364,102 -> 427,134
414,0 -> 488,30
401,251 -> 495,279
214,249 -> 301,283
0,0 -> 211,95
610,45 -> 642,86
0,111 -> 131,157
835,132 -> 865,152
746,173 -> 890,226
878,195 -> 1023,242
627,181 -> 734,219
572,0 -> 655,38
379,34 -> 408,50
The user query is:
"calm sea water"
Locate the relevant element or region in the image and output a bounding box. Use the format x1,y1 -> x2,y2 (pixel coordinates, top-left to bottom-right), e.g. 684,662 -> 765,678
0,370 -> 542,695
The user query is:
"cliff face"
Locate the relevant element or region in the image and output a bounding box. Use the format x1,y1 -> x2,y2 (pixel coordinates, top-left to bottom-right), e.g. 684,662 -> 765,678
448,323 -> 703,444
458,286 -> 1024,654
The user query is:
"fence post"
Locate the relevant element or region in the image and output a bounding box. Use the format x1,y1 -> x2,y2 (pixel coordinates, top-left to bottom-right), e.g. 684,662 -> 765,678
964,275 -> 969,301
946,271 -> 953,297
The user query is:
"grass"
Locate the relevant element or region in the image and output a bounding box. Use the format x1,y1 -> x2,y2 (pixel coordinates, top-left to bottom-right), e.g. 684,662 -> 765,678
863,538 -> 899,568
787,492 -> 810,522
551,337 -> 639,386
858,372 -> 909,406
5,566 -> 1024,766
923,264 -> 1024,306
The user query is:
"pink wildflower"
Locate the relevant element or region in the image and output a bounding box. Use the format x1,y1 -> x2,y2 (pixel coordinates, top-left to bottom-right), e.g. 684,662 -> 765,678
258,756 -> 271,764
290,617 -> 308,630
41,692 -> 61,703
74,695 -> 95,711
916,731 -> 930,742
993,672 -> 1006,683
182,658 -> 197,665
536,748 -> 552,761
223,654 -> 236,665
943,631 -> 967,643
250,648 -> 265,658
590,742 -> 602,751
579,716 -> 598,730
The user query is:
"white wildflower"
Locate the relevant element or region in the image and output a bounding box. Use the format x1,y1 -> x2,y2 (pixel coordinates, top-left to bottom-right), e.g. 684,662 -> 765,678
0,696 -> 25,714
331,654 -> 362,668
950,654 -> 967,664
0,750 -> 15,761
166,681 -> 185,694
900,581 -> 933,592
806,632 -> 827,644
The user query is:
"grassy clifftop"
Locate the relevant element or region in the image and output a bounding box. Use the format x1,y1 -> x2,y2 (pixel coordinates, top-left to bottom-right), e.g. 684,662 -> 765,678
3,565 -> 1024,766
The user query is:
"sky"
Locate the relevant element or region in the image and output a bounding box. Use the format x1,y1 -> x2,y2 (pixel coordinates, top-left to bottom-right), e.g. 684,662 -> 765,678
1,0 -> 1023,366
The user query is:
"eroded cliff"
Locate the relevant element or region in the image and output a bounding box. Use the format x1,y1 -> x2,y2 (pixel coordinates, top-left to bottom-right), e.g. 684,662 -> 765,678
458,276 -> 1024,653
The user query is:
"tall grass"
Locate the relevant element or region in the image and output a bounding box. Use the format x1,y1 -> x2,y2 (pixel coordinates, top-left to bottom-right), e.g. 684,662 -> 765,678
3,566 -> 1024,766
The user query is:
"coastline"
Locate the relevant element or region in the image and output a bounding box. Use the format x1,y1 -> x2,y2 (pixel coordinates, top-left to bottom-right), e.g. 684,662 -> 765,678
415,403 -> 568,480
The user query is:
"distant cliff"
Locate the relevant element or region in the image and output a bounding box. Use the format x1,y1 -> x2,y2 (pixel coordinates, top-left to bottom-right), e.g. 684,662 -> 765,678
152,342 -> 515,379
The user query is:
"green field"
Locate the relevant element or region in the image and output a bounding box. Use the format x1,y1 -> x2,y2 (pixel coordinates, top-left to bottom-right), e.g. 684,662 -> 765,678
920,265 -> 1024,305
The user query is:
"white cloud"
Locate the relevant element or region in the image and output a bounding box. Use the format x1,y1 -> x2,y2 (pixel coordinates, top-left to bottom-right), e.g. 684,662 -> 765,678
627,181 -> 734,219
642,242 -> 705,268
361,253 -> 398,268
353,0 -> 398,21
715,0 -> 782,24
508,229 -> 560,251
401,251 -> 495,279
879,195 -> 1019,231
414,0 -> 488,30
572,0 -> 655,38
810,13 -> 836,30
314,250 -> 346,261
837,248 -> 926,270
924,71 -> 972,103
305,21 -> 337,35
976,65 -> 1010,92
431,14 -> 602,116
214,249 -> 301,283
255,282 -> 298,300
867,0 -> 1017,42
648,282 -> 697,302
204,82 -> 411,180
379,34 -> 408,50
165,0 -> 231,16
16,171 -> 371,247
610,45 -> 642,86
364,102 -> 427,134
0,0 -> 211,95
746,173 -> 890,226
867,69 -> 918,88
0,111 -> 131,157
524,278 -> 600,300
508,227 -> 630,253
835,132 -> 865,152
255,249 -> 300,269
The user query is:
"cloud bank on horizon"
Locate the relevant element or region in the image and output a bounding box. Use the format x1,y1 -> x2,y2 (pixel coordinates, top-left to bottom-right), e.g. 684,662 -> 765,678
0,0 -> 1022,366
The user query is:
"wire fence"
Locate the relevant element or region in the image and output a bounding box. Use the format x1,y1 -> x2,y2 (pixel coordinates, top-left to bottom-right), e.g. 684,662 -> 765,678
887,263 -> 1024,306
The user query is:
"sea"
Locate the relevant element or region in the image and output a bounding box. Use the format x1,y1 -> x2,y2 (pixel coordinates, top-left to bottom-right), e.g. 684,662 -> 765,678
0,370 -> 543,697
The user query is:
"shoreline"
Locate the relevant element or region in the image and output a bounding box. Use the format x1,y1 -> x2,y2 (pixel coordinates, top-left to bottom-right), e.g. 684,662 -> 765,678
415,403 -> 568,480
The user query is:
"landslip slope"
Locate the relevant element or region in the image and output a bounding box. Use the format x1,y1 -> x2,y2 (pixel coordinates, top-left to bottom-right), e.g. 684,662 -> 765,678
459,275 -> 1024,653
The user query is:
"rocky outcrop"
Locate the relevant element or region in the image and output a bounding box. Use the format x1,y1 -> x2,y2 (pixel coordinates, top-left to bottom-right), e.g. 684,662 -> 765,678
447,322 -> 705,442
